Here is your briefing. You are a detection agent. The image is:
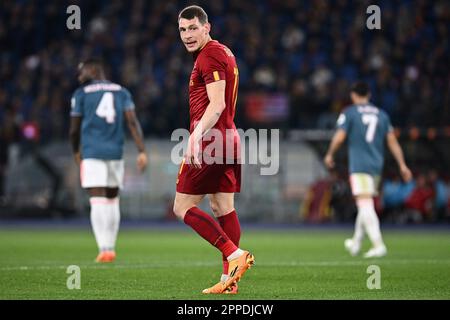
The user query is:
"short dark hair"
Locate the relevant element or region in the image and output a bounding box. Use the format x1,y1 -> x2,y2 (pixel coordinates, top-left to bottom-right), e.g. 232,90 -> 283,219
178,5 -> 208,24
350,81 -> 370,97
80,58 -> 104,71
79,58 -> 105,77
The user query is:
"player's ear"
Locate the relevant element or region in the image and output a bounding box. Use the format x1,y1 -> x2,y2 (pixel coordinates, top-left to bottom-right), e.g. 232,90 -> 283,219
204,22 -> 211,34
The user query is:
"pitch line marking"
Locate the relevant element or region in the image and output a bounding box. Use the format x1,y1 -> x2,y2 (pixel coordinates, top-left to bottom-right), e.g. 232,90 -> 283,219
1,259 -> 449,272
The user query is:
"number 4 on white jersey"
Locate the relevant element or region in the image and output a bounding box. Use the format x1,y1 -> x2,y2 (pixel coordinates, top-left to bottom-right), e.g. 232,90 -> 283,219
96,92 -> 116,124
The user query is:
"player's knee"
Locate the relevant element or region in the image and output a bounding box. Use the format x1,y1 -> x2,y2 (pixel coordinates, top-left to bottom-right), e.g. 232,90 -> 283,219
173,200 -> 189,220
209,200 -> 220,216
209,200 -> 232,217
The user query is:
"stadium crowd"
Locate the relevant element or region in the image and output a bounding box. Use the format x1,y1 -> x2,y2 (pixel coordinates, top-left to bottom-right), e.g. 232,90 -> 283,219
0,0 -> 449,143
0,0 -> 449,220
303,168 -> 450,224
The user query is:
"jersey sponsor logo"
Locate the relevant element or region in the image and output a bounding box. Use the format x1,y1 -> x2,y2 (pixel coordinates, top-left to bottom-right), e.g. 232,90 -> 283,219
357,105 -> 379,114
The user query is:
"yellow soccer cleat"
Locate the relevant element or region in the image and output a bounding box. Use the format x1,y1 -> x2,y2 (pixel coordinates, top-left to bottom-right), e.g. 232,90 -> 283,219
202,282 -> 238,294
95,251 -> 116,263
223,251 -> 254,291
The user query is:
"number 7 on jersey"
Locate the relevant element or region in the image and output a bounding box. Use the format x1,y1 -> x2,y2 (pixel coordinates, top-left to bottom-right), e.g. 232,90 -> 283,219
362,114 -> 378,143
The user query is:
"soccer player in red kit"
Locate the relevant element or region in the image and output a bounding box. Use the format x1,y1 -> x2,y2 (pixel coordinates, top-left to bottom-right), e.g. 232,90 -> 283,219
173,5 -> 254,294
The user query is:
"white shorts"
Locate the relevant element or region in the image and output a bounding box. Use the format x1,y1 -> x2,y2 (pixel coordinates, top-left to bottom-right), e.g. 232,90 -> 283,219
349,173 -> 380,197
80,159 -> 124,189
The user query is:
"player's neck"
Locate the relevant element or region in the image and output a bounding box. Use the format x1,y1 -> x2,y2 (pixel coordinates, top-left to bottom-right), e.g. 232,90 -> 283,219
199,36 -> 213,51
90,77 -> 106,83
354,99 -> 370,105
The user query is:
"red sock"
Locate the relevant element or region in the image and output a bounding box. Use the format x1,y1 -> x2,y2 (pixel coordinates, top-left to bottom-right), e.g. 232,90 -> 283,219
218,210 -> 241,275
183,207 -> 237,257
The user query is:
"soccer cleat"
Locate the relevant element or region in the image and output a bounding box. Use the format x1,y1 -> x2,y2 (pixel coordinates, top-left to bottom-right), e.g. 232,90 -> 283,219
95,250 -> 116,263
363,245 -> 387,258
224,282 -> 239,294
202,282 -> 238,294
222,251 -> 254,292
344,238 -> 361,256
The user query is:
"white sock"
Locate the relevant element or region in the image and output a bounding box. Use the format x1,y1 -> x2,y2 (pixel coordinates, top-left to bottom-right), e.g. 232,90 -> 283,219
90,197 -> 109,252
357,198 -> 385,248
105,197 -> 120,251
227,248 -> 244,261
352,210 -> 365,245
220,274 -> 229,283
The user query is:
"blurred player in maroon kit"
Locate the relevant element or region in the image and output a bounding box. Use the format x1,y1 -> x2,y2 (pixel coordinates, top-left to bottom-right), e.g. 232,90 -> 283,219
173,5 -> 254,294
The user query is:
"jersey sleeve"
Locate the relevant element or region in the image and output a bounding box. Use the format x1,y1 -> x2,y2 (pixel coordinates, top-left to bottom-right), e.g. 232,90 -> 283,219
199,48 -> 227,85
70,90 -> 83,117
122,88 -> 135,111
336,110 -> 351,132
385,113 -> 394,134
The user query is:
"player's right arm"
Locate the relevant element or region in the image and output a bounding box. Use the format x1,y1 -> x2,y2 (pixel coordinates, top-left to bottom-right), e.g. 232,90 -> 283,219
69,117 -> 82,165
69,90 -> 83,165
386,131 -> 412,182
324,129 -> 347,169
324,112 -> 349,169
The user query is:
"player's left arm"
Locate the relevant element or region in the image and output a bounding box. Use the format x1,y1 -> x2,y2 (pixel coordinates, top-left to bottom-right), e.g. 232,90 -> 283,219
324,129 -> 347,169
125,109 -> 148,172
192,79 -> 226,138
386,131 -> 412,182
122,89 -> 147,172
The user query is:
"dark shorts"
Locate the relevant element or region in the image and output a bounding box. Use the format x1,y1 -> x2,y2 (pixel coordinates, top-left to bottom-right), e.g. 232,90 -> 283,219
176,161 -> 241,195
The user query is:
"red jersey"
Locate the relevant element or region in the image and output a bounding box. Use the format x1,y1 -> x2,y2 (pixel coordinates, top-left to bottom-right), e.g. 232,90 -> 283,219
189,40 -> 240,160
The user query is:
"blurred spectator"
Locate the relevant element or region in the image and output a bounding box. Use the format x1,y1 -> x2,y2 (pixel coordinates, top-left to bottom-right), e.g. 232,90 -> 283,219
382,177 -> 415,209
301,177 -> 332,223
428,169 -> 449,221
328,170 -> 357,223
302,170 -> 357,223
0,128 -> 8,204
0,108 -> 21,204
404,173 -> 435,222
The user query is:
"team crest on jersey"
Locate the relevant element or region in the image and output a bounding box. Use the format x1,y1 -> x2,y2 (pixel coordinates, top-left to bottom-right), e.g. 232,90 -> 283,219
337,114 -> 346,126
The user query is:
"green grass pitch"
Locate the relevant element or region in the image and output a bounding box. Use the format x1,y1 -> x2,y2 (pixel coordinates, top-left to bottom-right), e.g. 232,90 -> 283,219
0,226 -> 449,299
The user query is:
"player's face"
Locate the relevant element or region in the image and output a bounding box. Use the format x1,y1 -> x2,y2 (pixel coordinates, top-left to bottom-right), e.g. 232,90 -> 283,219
178,17 -> 210,53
